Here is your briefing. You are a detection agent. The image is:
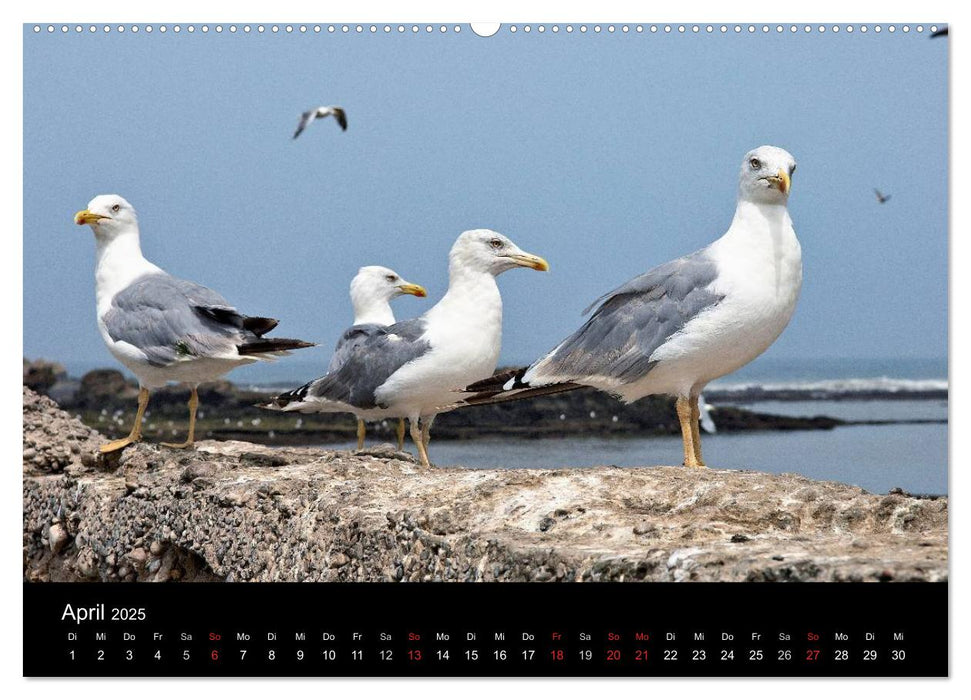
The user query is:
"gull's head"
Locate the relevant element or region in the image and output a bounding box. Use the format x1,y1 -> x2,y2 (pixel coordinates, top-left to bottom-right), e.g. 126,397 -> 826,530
74,194 -> 138,238
449,229 -> 549,277
350,265 -> 427,305
737,146 -> 797,204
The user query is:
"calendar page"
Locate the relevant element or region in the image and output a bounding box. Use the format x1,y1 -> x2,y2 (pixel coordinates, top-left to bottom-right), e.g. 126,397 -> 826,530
22,20 -> 948,678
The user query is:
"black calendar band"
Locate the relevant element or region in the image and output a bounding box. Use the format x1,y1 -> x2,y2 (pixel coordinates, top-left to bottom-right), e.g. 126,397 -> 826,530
23,581 -> 947,677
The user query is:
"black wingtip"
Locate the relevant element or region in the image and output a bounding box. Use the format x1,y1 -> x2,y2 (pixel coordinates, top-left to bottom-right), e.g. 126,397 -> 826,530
243,316 -> 280,337
462,382 -> 583,407
465,367 -> 526,393
237,338 -> 316,356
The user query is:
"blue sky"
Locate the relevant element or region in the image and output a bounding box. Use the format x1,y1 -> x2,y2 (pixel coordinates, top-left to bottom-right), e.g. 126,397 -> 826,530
23,25 -> 947,382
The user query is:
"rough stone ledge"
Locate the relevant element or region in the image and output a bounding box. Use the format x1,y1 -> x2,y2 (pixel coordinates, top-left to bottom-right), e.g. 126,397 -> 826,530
23,387 -> 947,583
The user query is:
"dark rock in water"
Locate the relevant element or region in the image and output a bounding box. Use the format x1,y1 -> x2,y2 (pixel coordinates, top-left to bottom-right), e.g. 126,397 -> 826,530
700,406 -> 841,432
23,358 -> 66,393
77,369 -> 138,409
22,388 -> 947,583
24,361 -> 850,444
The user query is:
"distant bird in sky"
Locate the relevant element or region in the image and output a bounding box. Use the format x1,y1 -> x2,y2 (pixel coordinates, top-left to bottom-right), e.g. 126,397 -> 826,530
74,195 -> 314,453
327,266 -> 428,451
263,230 -> 549,467
293,106 -> 348,139
458,146 -> 802,469
930,26 -> 948,38
874,188 -> 891,204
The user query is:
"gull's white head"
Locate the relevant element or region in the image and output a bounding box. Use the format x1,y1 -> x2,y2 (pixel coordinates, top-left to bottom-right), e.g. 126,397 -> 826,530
449,229 -> 549,277
737,146 -> 797,204
350,265 -> 427,309
74,194 -> 138,239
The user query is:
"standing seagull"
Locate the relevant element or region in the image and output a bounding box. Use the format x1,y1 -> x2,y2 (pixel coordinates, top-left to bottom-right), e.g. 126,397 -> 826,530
74,195 -> 314,453
328,266 -> 427,450
460,146 -> 802,468
293,106 -> 348,139
874,188 -> 891,204
263,230 -> 549,466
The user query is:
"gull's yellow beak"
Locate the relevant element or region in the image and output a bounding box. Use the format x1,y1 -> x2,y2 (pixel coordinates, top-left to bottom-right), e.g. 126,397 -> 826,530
768,169 -> 791,195
74,209 -> 108,226
507,252 -> 550,272
398,282 -> 428,298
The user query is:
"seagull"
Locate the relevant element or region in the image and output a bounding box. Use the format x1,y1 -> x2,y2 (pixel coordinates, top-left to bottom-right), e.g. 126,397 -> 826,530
326,266 -> 427,450
74,194 -> 314,453
874,188 -> 891,204
930,26 -> 948,38
459,146 -> 802,468
263,230 -> 549,466
293,106 -> 347,139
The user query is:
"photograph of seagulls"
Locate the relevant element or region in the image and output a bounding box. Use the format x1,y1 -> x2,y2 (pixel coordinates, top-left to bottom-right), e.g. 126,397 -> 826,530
21,22 -> 948,593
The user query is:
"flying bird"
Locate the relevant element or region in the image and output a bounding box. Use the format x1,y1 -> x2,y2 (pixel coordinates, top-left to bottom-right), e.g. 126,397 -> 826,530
930,26 -> 948,38
293,106 -> 348,139
874,188 -> 891,204
263,230 -> 549,466
323,266 -> 427,450
74,195 -> 314,453
459,146 -> 802,468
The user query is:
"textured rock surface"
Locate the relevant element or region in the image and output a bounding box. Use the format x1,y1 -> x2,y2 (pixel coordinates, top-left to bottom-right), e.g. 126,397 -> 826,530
23,388 -> 947,583
23,387 -> 103,474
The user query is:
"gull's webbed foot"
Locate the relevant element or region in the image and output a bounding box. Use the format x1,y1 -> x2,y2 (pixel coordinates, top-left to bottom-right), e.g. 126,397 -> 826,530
99,436 -> 139,454
161,440 -> 196,450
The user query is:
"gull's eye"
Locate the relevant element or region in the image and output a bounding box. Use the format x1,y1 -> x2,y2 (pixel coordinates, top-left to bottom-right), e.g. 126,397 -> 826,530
790,164 -> 797,175
749,158 -> 762,170
489,238 -> 503,249
111,204 -> 121,213
385,274 -> 397,282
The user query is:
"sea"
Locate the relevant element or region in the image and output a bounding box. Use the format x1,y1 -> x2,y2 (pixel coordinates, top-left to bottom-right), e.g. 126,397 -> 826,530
61,356 -> 949,496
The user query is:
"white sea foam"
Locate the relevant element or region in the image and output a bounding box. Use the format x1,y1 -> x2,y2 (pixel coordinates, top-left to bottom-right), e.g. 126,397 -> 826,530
708,376 -> 948,396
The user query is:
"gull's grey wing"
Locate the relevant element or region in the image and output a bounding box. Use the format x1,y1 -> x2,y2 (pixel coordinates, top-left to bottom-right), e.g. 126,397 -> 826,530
297,318 -> 430,409
102,273 -> 257,367
327,323 -> 384,373
293,110 -> 316,139
529,249 -> 724,385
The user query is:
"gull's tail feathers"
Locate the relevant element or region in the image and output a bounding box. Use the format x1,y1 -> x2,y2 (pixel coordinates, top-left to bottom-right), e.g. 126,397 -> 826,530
259,377 -> 349,414
259,380 -> 313,411
459,367 -> 582,407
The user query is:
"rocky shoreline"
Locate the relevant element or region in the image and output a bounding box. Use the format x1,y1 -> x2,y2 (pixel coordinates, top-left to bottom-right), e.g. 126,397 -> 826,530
23,387 -> 947,583
24,359 -> 849,446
